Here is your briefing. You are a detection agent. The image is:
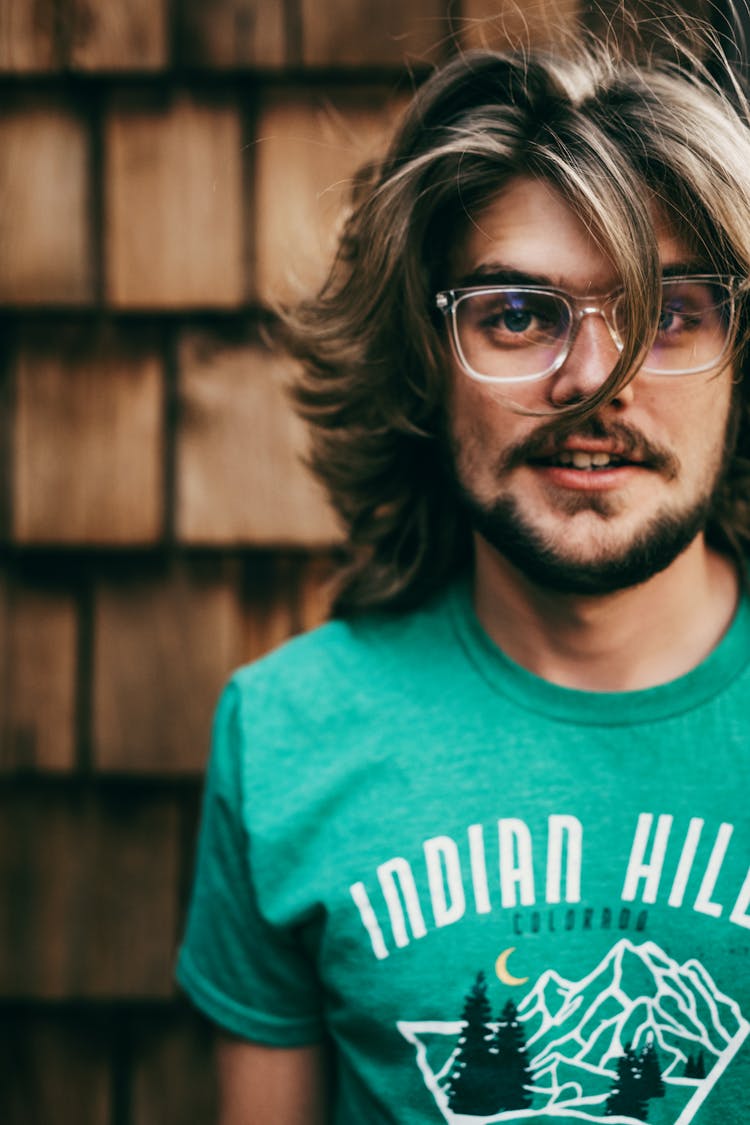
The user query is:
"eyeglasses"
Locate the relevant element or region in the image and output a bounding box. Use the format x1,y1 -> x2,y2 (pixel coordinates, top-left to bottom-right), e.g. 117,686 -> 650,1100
435,276 -> 740,384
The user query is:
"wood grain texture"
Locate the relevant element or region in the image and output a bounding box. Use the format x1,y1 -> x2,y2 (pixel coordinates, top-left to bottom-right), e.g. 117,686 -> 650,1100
68,0 -> 169,71
105,92 -> 246,308
300,0 -> 449,65
458,0 -> 580,50
0,788 -> 180,997
178,0 -> 287,67
0,576 -> 78,771
92,559 -> 245,772
0,103 -> 92,303
12,323 -> 164,544
242,553 -> 335,659
0,1011 -> 111,1125
132,1011 -> 217,1125
296,553 -> 336,633
253,87 -> 405,302
0,0 -> 59,71
176,330 -> 340,545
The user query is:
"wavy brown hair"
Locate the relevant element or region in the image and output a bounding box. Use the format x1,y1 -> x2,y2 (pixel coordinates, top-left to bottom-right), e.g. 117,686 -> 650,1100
284,35 -> 750,614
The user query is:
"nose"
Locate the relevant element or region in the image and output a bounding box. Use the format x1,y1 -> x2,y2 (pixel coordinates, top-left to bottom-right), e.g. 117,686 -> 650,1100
545,310 -> 630,408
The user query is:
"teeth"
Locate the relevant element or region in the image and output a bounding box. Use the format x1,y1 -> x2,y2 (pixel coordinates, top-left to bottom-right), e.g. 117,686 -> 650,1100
556,451 -> 615,469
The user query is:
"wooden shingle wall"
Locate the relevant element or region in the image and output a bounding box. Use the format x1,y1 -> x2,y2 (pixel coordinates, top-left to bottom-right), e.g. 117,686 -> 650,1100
0,2 -> 593,1121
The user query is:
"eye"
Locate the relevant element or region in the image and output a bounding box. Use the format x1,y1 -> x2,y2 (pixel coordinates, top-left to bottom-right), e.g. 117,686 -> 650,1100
468,292 -> 566,343
655,280 -> 727,340
643,279 -> 734,372
657,306 -> 676,333
656,300 -> 702,338
501,308 -> 534,333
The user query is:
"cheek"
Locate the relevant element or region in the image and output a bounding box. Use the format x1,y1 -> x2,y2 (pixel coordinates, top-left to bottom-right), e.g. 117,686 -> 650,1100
449,378 -> 507,475
700,373 -> 734,451
669,375 -> 734,481
450,366 -> 518,443
448,379 -> 539,509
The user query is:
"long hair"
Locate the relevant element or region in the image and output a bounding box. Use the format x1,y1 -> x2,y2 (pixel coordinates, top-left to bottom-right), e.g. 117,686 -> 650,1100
284,34 -> 750,615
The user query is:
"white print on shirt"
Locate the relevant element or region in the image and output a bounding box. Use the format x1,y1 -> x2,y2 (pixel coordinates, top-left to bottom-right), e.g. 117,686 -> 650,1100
350,814 -> 750,960
399,939 -> 749,1124
622,814 -> 750,923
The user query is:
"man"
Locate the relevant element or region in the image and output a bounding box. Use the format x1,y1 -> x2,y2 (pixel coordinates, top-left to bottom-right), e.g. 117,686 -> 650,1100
176,37 -> 750,1125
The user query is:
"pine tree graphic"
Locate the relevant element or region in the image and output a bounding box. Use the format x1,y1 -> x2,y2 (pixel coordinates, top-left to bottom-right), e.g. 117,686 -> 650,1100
684,1051 -> 707,1079
445,972 -> 498,1116
491,999 -> 534,1111
445,977 -> 534,1116
605,1044 -> 647,1119
639,1040 -> 665,1100
605,1038 -> 665,1121
401,942 -> 748,1123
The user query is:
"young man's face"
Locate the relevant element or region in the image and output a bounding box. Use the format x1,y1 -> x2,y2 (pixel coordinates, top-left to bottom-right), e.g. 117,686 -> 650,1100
446,176 -> 737,595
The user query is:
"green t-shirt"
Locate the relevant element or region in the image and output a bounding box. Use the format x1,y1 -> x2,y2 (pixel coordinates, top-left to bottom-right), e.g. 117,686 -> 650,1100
176,579 -> 750,1124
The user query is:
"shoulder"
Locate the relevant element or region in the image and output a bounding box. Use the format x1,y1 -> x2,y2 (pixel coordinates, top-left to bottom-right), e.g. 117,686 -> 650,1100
234,589 -> 456,707
203,589 -> 462,812
216,582 -> 464,746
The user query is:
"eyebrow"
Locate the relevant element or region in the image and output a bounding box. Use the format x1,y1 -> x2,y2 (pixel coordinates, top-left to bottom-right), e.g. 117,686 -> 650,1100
661,260 -> 714,278
452,259 -> 714,290
454,264 -> 556,288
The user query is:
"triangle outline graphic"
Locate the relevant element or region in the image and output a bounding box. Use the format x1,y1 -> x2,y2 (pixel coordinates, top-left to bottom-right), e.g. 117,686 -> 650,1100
398,939 -> 749,1124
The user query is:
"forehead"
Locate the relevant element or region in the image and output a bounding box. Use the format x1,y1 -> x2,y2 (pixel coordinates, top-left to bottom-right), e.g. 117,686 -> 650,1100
450,175 -> 694,292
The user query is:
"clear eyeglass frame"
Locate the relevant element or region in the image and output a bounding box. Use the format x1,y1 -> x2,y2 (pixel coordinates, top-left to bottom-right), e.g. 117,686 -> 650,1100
435,275 -> 741,385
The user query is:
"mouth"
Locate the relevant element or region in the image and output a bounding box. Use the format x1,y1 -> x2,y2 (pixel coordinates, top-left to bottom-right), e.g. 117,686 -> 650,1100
501,420 -> 678,483
530,450 -> 641,472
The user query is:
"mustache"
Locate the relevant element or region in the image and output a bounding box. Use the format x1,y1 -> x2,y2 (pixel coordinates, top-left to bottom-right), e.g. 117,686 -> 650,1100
498,418 -> 679,478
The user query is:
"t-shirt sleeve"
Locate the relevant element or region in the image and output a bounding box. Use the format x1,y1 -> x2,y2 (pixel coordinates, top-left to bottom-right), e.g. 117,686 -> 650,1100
175,678 -> 325,1046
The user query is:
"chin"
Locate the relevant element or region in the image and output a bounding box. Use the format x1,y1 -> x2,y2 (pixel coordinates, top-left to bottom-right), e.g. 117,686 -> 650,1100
463,492 -> 714,597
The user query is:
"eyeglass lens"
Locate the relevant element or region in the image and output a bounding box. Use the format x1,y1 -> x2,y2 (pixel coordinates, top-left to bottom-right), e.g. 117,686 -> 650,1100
453,279 -> 733,382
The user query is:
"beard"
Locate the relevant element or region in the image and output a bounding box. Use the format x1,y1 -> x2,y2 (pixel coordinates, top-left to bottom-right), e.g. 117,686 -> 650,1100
456,485 -> 715,595
448,417 -> 725,597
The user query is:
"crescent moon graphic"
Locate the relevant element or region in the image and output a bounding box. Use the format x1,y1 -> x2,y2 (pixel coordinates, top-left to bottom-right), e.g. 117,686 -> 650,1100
495,946 -> 529,987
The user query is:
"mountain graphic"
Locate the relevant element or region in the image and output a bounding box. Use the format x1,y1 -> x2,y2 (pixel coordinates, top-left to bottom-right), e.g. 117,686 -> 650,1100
398,939 -> 748,1124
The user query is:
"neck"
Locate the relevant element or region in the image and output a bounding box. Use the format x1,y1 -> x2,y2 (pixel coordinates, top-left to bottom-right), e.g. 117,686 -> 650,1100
472,534 -> 740,692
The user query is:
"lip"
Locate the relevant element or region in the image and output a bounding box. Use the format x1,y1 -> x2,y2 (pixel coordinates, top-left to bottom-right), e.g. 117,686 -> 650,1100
532,462 -> 644,491
526,437 -> 648,479
559,440 -> 639,457
550,439 -> 645,463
